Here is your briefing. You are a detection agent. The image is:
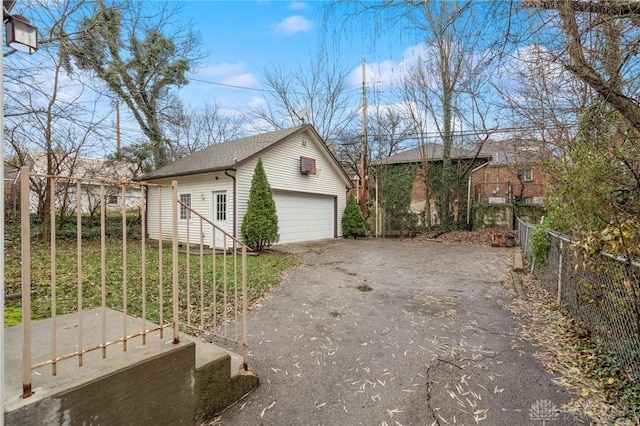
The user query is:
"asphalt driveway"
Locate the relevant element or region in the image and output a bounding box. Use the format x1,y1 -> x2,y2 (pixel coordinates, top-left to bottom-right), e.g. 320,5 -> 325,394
220,238 -> 583,425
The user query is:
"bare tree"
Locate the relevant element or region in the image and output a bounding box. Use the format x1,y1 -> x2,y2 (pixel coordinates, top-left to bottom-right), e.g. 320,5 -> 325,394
163,102 -> 245,160
249,54 -> 358,143
524,1 -> 640,133
367,102 -> 413,162
4,0 -> 111,241
327,1 -> 502,230
496,44 -> 589,148
509,2 -> 640,251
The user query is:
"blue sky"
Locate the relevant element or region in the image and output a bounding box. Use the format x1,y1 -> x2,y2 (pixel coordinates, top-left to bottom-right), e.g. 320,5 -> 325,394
6,0 -> 522,156
176,1 -> 411,113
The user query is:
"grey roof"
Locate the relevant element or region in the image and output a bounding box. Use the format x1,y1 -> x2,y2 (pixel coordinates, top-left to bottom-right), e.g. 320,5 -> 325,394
374,143 -> 490,166
478,139 -> 542,165
140,125 -> 308,180
4,162 -> 19,182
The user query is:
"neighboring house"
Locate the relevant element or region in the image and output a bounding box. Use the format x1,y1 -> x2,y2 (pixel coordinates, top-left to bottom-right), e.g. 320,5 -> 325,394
471,139 -> 545,205
4,161 -> 20,215
16,150 -> 142,213
139,124 -> 352,247
373,143 -> 491,229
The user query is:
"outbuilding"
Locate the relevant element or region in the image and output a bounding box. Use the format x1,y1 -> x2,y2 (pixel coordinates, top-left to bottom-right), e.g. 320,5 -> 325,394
140,124 -> 352,247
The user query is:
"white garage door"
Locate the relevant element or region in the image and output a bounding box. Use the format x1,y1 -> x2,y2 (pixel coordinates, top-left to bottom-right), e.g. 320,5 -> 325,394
273,191 -> 335,244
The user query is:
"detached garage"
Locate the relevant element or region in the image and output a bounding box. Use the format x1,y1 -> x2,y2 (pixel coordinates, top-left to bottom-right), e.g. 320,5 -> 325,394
140,125 -> 352,247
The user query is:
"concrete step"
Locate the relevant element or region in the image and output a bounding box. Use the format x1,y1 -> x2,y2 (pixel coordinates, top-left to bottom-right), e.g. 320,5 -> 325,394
180,334 -> 259,423
4,308 -> 195,425
4,308 -> 259,425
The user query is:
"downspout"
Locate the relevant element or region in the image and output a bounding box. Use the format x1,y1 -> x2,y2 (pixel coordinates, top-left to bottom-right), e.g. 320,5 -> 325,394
375,168 -> 379,237
224,169 -> 237,238
467,161 -> 490,230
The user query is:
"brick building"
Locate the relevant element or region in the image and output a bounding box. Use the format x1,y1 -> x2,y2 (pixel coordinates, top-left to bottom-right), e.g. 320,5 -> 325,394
374,143 -> 491,228
471,139 -> 545,205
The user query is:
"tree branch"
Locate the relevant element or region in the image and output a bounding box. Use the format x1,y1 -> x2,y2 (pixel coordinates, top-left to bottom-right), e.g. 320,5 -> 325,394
556,0 -> 640,132
524,0 -> 640,17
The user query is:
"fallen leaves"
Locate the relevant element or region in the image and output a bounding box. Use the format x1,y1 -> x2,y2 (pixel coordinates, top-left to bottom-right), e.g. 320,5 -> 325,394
507,272 -> 635,424
260,401 -> 275,418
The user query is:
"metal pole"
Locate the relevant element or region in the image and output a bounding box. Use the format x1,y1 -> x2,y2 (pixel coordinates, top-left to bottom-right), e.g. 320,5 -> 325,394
50,178 -> 57,375
20,167 -> 32,398
557,239 -> 564,305
242,245 -> 248,370
121,184 -> 127,352
0,23 -> 5,413
171,181 -> 179,344
100,182 -> 106,358
77,180 -> 83,366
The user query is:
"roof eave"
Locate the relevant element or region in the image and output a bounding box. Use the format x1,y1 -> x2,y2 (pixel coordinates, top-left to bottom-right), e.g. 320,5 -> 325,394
136,165 -> 235,182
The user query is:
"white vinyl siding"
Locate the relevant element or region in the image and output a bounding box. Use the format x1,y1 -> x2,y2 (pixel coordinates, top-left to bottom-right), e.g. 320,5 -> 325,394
235,132 -> 348,242
146,173 -> 234,246
146,130 -> 350,247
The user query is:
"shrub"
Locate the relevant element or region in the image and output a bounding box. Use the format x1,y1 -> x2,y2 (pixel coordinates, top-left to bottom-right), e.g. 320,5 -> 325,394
241,158 -> 279,251
342,193 -> 366,238
531,218 -> 551,266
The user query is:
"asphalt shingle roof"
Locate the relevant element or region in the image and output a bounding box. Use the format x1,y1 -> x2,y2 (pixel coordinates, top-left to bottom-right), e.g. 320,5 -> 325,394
477,139 -> 542,165
140,125 -> 307,180
374,143 -> 490,165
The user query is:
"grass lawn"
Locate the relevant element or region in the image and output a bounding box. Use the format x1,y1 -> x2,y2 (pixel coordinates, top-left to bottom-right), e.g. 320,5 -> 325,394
5,237 -> 298,328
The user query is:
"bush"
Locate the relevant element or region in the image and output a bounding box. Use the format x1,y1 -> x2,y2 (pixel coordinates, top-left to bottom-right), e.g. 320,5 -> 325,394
342,193 -> 366,238
241,158 -> 279,251
531,219 -> 551,266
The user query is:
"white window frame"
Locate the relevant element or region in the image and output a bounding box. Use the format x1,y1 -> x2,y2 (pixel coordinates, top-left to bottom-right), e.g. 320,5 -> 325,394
213,192 -> 227,222
179,193 -> 191,220
520,169 -> 533,182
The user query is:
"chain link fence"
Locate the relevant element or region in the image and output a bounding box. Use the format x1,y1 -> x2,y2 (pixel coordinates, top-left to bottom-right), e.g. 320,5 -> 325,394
517,217 -> 640,381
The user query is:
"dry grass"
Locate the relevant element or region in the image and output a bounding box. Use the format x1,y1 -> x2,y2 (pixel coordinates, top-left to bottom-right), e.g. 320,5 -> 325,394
507,272 -> 638,424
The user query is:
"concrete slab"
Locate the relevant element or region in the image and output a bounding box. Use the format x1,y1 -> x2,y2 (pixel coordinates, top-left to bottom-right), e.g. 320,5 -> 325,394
4,308 -> 196,425
514,249 -> 525,272
4,308 -> 183,410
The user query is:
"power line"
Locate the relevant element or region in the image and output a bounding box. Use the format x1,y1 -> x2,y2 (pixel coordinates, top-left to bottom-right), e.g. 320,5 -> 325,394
189,77 -> 363,97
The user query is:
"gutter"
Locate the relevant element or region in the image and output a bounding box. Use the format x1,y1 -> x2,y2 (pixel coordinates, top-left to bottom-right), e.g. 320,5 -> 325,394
224,169 -> 237,238
466,161 -> 490,229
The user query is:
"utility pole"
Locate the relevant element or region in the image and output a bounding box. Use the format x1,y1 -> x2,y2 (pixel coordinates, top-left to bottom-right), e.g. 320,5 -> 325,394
360,59 -> 367,214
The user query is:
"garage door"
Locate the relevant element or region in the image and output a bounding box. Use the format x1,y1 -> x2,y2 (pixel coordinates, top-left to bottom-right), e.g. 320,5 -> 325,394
273,191 -> 335,244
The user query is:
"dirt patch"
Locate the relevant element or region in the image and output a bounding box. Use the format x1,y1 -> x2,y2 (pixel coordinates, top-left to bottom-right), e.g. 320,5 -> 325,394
415,228 -> 510,246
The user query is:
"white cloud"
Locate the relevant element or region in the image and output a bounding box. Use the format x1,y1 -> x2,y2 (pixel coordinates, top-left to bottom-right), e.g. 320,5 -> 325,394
220,73 -> 259,88
273,15 -> 313,36
348,43 -> 431,89
289,2 -> 307,10
196,62 -> 259,88
200,62 -> 248,79
349,60 -> 402,89
180,62 -> 259,112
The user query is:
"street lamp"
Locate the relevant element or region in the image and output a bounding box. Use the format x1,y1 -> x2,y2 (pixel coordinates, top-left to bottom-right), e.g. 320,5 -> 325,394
5,13 -> 37,53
